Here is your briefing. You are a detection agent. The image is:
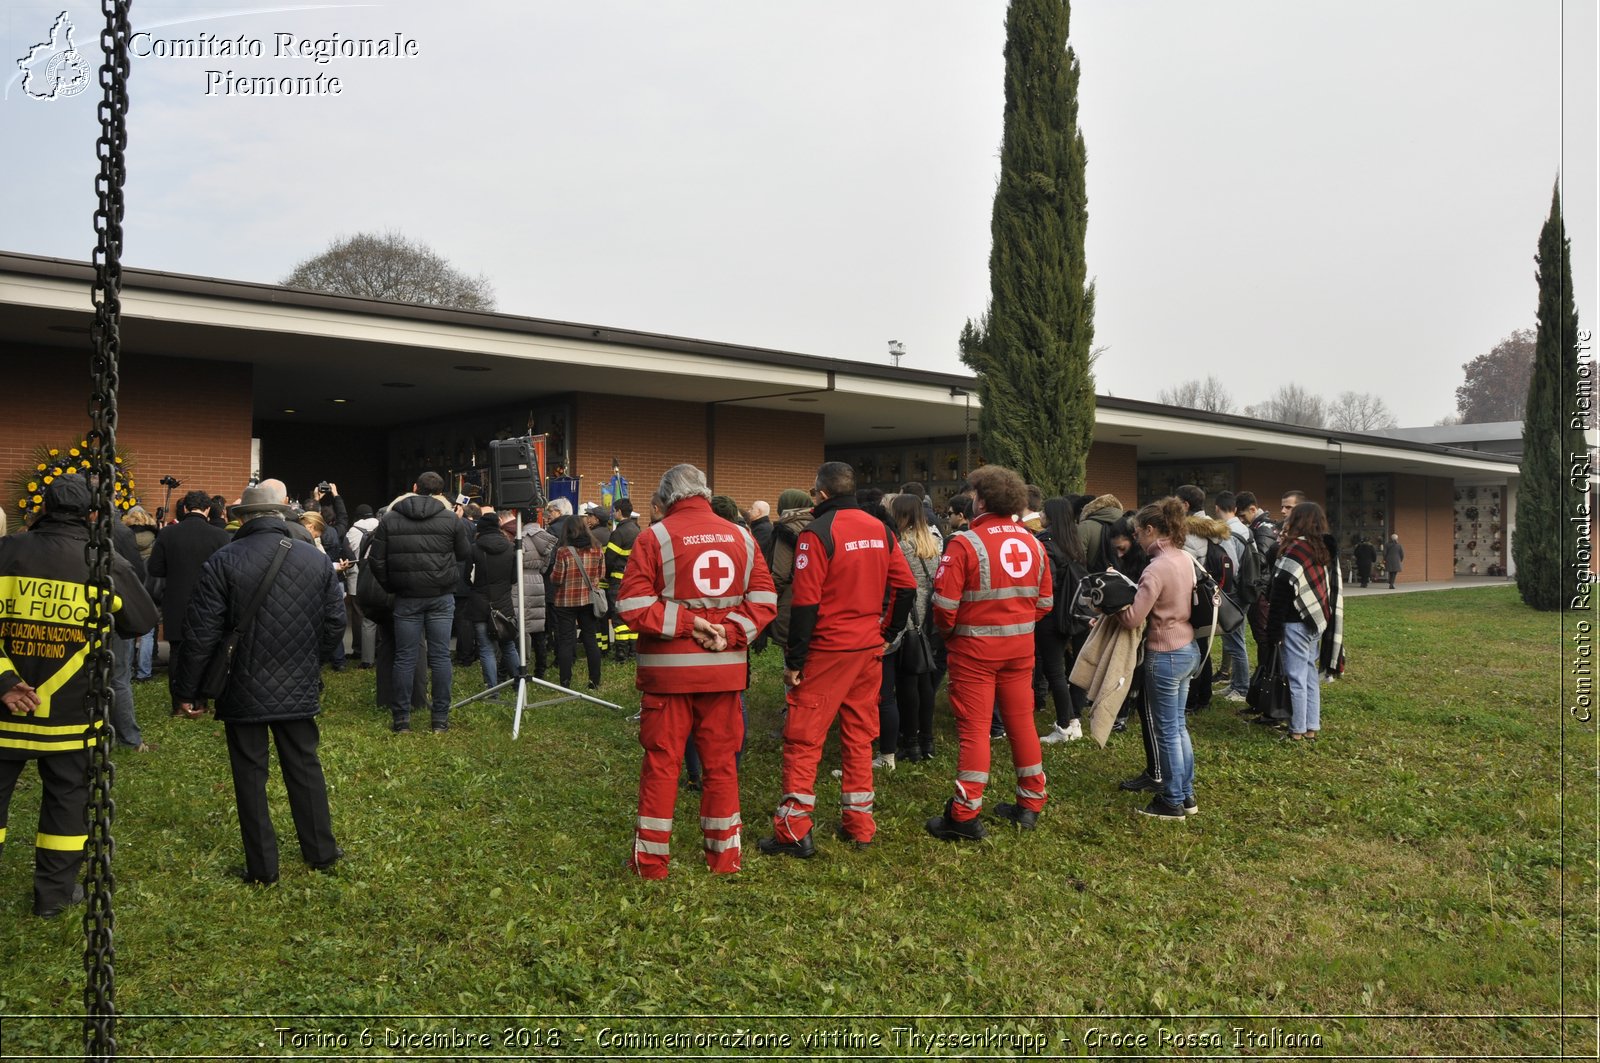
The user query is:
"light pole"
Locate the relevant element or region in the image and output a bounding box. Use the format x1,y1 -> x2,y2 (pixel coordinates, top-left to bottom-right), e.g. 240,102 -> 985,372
887,340 -> 905,368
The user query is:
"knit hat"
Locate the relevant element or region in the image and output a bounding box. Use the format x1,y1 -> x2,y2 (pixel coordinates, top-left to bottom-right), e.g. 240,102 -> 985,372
476,514 -> 503,535
42,474 -> 92,516
777,488 -> 810,513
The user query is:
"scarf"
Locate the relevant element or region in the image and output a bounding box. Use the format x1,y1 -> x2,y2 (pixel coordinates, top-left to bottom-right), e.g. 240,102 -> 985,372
1277,536 -> 1345,674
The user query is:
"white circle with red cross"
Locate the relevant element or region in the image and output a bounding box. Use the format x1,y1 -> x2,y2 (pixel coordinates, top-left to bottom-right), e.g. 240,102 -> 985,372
998,537 -> 1034,578
693,550 -> 737,596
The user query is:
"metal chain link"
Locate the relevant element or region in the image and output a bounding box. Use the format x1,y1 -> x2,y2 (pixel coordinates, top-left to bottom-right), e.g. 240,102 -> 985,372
84,1 -> 131,1059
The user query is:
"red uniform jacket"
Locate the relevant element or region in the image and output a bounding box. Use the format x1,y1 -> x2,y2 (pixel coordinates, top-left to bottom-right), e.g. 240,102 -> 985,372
932,512 -> 1053,660
618,496 -> 776,694
785,497 -> 916,672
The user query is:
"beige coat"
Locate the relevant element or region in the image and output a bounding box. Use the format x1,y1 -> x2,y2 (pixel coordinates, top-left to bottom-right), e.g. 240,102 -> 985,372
1071,615 -> 1145,747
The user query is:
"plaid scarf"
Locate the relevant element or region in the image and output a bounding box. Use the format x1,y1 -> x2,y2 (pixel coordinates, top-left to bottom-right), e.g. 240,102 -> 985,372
1278,536 -> 1345,674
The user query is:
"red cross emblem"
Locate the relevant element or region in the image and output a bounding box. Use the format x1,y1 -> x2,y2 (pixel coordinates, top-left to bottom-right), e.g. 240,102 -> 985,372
999,537 -> 1033,578
693,550 -> 736,596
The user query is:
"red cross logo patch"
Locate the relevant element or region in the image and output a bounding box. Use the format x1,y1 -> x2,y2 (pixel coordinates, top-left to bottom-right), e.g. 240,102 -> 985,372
999,537 -> 1034,579
693,550 -> 736,596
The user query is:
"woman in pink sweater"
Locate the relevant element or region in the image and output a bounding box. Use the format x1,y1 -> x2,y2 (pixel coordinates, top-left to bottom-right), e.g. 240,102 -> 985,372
1117,497 -> 1200,820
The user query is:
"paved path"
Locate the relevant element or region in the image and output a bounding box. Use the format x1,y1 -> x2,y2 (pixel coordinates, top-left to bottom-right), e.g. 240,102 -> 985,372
1342,576 -> 1513,598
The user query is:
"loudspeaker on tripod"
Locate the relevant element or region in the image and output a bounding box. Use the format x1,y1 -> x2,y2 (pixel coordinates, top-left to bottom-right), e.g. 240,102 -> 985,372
490,437 -> 542,509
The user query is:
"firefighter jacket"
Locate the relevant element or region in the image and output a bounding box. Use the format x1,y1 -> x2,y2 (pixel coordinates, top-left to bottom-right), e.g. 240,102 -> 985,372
0,516 -> 159,757
932,512 -> 1053,660
618,496 -> 776,694
604,517 -> 641,587
784,496 -> 916,673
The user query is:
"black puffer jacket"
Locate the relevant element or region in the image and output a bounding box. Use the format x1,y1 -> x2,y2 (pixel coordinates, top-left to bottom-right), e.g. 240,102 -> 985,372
172,518 -> 346,722
369,493 -> 472,598
464,529 -> 516,625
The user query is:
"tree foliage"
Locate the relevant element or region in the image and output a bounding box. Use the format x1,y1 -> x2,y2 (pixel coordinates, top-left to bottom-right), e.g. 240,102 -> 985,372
1157,376 -> 1234,414
1243,384 -> 1327,428
959,0 -> 1095,495
1455,329 -> 1535,423
1514,183 -> 1586,611
283,231 -> 495,311
1328,391 -> 1398,432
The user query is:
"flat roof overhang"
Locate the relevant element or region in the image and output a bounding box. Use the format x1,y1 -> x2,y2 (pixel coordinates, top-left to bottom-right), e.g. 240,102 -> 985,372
0,251 -> 1521,484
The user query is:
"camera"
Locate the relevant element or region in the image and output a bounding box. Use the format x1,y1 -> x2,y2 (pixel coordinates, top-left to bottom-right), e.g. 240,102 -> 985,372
159,475 -> 181,488
317,481 -> 331,495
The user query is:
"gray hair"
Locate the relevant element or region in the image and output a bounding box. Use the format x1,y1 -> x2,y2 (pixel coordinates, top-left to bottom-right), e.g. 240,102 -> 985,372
658,463 -> 711,508
547,497 -> 572,517
256,478 -> 289,503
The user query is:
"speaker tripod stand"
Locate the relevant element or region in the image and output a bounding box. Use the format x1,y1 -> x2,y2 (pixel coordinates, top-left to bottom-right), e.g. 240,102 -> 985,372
449,510 -> 623,736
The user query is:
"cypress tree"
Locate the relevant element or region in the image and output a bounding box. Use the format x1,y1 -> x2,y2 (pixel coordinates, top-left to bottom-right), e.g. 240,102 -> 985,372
1513,181 -> 1586,611
960,0 -> 1095,495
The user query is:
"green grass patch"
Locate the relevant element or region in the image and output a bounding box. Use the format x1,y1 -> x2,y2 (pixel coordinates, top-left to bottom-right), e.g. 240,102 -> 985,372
0,587 -> 1589,1057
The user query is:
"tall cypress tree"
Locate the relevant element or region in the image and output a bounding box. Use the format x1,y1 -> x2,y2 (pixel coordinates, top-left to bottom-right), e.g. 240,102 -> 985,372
1513,181 -> 1586,611
960,0 -> 1095,495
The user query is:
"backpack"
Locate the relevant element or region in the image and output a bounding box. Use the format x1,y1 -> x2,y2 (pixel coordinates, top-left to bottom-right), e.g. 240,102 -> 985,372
1190,555 -> 1244,645
1233,530 -> 1266,606
1203,539 -> 1235,598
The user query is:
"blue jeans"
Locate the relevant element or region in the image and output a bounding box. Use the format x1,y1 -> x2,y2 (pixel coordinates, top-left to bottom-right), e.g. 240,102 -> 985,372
1146,641 -> 1202,807
134,630 -> 155,680
1281,621 -> 1322,735
1222,623 -> 1251,696
392,595 -> 455,724
474,621 -> 520,689
111,635 -> 142,748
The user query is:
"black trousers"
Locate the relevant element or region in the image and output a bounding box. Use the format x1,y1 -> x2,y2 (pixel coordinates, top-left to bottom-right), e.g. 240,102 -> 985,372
552,606 -> 602,688
374,619 -> 428,711
0,750 -> 89,912
167,639 -> 209,713
1035,625 -> 1087,727
224,718 -> 338,881
453,595 -> 478,663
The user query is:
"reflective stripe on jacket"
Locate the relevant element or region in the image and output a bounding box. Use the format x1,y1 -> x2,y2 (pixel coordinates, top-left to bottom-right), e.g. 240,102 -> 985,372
932,513 -> 1052,659
618,496 -> 776,694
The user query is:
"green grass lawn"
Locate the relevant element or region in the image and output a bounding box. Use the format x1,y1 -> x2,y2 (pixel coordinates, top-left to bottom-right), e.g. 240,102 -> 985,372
0,586 -> 1591,1058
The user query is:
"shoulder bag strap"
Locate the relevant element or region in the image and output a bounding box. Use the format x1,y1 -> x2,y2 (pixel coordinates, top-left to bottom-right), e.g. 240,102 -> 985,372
569,547 -> 599,594
238,538 -> 293,636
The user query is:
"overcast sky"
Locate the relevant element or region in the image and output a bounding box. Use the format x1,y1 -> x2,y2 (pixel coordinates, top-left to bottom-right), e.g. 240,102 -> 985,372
2,0 -> 1595,427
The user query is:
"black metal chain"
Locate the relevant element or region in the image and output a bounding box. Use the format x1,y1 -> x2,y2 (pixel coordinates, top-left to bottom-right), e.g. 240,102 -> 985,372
84,1 -> 131,1059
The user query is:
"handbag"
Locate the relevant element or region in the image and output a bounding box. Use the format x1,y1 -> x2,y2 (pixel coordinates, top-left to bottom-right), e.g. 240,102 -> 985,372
1246,640 -> 1292,721
567,547 -> 609,619
489,595 -> 518,642
1189,557 -> 1243,643
896,626 -> 936,674
199,538 -> 291,701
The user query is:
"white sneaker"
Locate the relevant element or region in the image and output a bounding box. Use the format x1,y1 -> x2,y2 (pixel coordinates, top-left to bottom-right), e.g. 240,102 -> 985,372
871,753 -> 896,772
1040,725 -> 1071,745
1064,719 -> 1083,741
830,767 -> 843,779
1223,690 -> 1248,703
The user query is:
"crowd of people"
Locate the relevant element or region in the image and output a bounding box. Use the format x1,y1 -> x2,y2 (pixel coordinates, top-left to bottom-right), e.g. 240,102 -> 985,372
0,460 -> 1349,907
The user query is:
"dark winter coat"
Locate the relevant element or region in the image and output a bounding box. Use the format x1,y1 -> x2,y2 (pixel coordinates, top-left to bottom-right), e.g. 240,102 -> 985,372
464,529 -> 517,625
1383,537 -> 1404,574
0,516 -> 158,757
146,512 -> 232,641
767,507 -> 814,645
369,493 -> 472,599
748,516 -> 774,558
172,517 -> 346,722
1354,540 -> 1377,576
1076,494 -> 1123,573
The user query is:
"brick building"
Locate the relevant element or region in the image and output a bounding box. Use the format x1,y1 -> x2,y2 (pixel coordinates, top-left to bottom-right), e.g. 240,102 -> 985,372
1,251 -> 1521,583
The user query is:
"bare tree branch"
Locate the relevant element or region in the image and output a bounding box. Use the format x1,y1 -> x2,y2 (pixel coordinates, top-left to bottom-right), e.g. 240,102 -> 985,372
1328,391 -> 1399,432
283,230 -> 496,311
1157,375 -> 1235,413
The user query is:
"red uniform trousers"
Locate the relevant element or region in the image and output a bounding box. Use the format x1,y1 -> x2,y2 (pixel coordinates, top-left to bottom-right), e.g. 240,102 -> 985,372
774,647 -> 881,844
631,690 -> 743,879
946,648 -> 1048,822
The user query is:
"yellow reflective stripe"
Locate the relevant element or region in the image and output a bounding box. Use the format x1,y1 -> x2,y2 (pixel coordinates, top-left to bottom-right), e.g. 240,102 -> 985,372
0,654 -> 17,677
0,826 -> 7,844
0,718 -> 104,736
30,637 -> 95,720
35,832 -> 87,852
0,730 -> 100,753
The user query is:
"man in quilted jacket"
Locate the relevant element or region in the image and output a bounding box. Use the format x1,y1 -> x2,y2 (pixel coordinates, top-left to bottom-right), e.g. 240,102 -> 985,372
172,482 -> 347,885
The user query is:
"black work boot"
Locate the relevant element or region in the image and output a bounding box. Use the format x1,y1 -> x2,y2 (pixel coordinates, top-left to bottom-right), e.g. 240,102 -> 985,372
992,802 -> 1039,830
756,831 -> 815,859
925,799 -> 987,842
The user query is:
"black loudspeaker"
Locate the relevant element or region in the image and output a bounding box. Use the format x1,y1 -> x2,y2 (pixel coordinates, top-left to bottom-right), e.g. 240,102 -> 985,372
490,438 -> 540,509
